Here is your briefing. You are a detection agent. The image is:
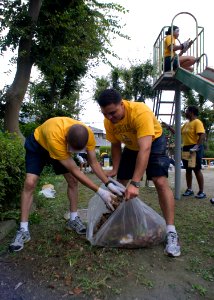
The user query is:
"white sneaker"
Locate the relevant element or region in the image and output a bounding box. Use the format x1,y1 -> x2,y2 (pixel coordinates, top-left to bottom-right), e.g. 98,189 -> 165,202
9,228 -> 31,252
66,216 -> 86,235
164,231 -> 181,257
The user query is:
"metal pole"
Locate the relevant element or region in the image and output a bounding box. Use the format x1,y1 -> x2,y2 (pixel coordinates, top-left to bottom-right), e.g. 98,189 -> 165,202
174,89 -> 181,200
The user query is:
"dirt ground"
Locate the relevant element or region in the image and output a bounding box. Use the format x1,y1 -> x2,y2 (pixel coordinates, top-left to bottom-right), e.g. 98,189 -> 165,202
0,168 -> 213,300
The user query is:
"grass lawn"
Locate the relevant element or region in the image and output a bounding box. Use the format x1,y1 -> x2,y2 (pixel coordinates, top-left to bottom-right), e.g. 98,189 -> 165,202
1,171 -> 214,299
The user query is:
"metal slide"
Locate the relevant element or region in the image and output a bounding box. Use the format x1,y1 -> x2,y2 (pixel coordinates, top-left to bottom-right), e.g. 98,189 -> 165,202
175,67 -> 214,101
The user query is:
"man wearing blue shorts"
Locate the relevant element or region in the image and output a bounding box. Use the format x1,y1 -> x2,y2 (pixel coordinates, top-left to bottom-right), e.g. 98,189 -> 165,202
9,117 -> 124,252
97,89 -> 181,257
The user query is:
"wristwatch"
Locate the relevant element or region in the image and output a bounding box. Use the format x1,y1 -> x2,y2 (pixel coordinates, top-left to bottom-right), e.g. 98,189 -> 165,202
130,180 -> 141,188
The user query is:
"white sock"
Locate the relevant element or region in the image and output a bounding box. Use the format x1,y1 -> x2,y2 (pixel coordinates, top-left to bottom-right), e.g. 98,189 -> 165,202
166,225 -> 176,233
20,222 -> 29,232
70,212 -> 78,221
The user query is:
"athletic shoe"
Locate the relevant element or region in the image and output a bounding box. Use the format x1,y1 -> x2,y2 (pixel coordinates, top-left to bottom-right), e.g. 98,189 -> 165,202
66,216 -> 86,235
182,189 -> 194,196
195,192 -> 206,199
164,231 -> 181,257
9,228 -> 31,252
210,198 -> 214,204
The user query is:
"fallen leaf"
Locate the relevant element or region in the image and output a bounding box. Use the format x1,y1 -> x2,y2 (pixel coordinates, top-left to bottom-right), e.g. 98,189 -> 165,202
73,287 -> 82,295
55,234 -> 62,243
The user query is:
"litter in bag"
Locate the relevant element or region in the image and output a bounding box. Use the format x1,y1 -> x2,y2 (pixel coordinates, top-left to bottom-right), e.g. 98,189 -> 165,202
86,192 -> 166,248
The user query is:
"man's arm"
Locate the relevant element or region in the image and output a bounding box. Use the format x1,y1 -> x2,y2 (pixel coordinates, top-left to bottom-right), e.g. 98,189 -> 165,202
190,132 -> 206,151
125,136 -> 152,200
107,142 -> 122,178
86,150 -> 109,184
59,157 -> 99,192
197,132 -> 206,145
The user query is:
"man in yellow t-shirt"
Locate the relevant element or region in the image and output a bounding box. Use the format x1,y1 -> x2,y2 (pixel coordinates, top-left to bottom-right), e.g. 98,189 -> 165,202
97,88 -> 181,257
181,106 -> 206,199
9,117 -> 125,252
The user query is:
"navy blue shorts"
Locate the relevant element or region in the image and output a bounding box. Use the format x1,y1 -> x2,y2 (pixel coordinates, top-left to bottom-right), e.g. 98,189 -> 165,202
164,56 -> 178,72
25,133 -> 69,176
182,145 -> 203,170
117,134 -> 170,180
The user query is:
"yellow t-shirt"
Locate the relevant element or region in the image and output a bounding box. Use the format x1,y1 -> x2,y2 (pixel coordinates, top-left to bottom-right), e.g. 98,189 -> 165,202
164,35 -> 176,57
105,100 -> 162,151
34,117 -> 96,160
181,119 -> 205,146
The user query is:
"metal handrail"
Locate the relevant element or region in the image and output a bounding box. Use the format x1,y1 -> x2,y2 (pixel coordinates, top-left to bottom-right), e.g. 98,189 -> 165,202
153,12 -> 206,83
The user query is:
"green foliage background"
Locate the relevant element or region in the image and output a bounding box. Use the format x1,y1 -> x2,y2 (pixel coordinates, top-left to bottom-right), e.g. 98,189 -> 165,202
0,132 -> 25,211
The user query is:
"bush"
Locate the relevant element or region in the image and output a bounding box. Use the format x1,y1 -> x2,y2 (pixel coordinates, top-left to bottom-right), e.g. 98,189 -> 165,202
20,122 -> 39,137
0,132 -> 25,211
99,146 -> 111,155
203,150 -> 214,158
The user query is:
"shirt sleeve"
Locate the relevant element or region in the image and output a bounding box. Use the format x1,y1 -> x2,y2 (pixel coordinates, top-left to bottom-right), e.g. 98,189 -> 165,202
195,120 -> 205,134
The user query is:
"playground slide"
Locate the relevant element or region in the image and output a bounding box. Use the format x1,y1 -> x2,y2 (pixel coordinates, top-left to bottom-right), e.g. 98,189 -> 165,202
200,67 -> 214,83
175,67 -> 214,101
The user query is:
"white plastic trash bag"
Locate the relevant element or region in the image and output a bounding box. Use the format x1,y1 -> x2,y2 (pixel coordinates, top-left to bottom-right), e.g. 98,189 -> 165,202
39,184 -> 56,199
86,192 -> 166,248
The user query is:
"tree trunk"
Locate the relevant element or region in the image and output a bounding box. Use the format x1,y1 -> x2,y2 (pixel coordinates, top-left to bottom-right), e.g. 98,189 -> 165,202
4,0 -> 42,140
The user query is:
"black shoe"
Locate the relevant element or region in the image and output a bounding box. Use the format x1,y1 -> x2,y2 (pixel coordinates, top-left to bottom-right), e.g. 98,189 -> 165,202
182,189 -> 194,196
195,192 -> 206,199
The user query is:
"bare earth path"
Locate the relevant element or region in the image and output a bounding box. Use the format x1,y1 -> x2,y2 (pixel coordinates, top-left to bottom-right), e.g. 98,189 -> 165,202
0,168 -> 214,300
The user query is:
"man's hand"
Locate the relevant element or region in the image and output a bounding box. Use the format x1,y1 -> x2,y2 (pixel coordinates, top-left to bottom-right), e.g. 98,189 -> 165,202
104,169 -> 117,178
125,183 -> 140,200
182,40 -> 190,53
106,177 -> 126,196
97,188 -> 117,211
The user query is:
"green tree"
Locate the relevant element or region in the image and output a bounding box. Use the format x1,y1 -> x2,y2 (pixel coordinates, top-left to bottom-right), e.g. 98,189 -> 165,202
94,60 -> 155,101
20,79 -> 83,124
0,0 -> 128,138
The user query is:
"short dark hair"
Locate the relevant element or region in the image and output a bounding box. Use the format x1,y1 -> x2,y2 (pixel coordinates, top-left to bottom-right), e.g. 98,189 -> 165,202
67,124 -> 89,150
97,88 -> 122,107
187,106 -> 199,116
165,25 -> 179,35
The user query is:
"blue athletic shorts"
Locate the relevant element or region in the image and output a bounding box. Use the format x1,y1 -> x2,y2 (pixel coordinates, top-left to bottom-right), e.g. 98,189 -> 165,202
117,134 -> 170,180
182,144 -> 203,170
164,56 -> 178,72
25,133 -> 69,176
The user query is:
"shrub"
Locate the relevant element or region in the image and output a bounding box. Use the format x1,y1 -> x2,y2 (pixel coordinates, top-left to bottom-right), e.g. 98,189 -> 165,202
203,150 -> 214,158
20,122 -> 39,137
0,132 -> 25,211
99,146 -> 111,155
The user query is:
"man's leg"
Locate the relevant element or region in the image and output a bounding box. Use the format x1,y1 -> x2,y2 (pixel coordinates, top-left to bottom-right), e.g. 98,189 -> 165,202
9,173 -> 39,252
152,176 -> 180,257
194,169 -> 206,198
152,176 -> 174,225
63,173 -> 86,235
194,169 -> 204,192
21,174 -> 40,221
186,169 -> 193,190
182,169 -> 194,196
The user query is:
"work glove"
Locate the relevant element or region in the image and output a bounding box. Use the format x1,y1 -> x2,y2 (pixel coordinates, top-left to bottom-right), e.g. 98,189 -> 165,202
105,177 -> 126,196
97,187 -> 117,211
190,145 -> 199,152
182,40 -> 190,53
